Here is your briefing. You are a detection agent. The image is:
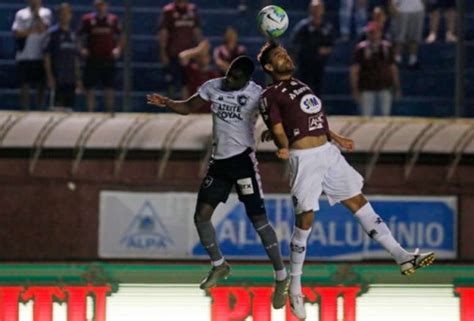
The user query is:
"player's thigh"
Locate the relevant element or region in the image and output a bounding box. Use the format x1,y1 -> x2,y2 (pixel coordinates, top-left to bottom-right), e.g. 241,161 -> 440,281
234,153 -> 266,218
235,173 -> 266,219
322,144 -> 364,206
197,165 -> 233,210
289,152 -> 325,214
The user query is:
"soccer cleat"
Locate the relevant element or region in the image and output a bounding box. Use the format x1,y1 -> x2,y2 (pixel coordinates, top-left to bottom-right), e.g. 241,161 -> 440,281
400,249 -> 436,276
289,294 -> 306,320
199,262 -> 231,289
272,276 -> 290,309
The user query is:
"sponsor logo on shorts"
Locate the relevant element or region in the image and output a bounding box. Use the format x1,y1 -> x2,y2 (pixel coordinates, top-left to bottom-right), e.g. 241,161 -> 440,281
202,176 -> 214,188
237,177 -> 254,195
300,94 -> 322,114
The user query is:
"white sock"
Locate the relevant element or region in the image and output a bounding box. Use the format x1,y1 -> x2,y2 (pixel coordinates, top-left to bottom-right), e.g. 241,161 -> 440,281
409,54 -> 418,65
395,54 -> 402,64
211,257 -> 225,267
355,203 -> 410,264
275,268 -> 288,281
289,227 -> 311,295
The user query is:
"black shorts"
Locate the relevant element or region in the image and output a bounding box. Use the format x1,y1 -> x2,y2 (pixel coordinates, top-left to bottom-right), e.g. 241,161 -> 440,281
17,60 -> 45,86
54,84 -> 76,108
197,148 -> 266,217
83,60 -> 116,89
427,0 -> 455,11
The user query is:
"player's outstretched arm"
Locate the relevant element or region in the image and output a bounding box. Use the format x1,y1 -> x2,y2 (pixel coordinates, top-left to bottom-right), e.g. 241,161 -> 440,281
329,130 -> 355,152
146,93 -> 206,115
271,123 -> 290,160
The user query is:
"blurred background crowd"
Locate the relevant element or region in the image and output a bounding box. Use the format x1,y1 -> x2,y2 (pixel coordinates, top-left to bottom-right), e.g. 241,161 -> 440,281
2,0 -> 472,117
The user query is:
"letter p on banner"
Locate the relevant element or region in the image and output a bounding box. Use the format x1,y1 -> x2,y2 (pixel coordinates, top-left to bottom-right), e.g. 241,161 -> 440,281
210,287 -> 251,321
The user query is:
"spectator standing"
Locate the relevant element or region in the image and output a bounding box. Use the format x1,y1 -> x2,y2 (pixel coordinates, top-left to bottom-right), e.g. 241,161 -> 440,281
12,0 -> 52,110
179,40 -> 219,112
390,0 -> 424,68
213,26 -> 247,76
78,0 -> 124,112
425,0 -> 457,43
290,0 -> 334,96
44,3 -> 81,109
339,0 -> 368,41
350,21 -> 400,116
159,0 -> 202,99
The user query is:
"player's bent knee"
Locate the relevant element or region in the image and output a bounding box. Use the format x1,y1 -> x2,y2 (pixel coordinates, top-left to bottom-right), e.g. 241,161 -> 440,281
295,211 -> 315,230
249,213 -> 269,228
342,194 -> 368,213
194,202 -> 215,223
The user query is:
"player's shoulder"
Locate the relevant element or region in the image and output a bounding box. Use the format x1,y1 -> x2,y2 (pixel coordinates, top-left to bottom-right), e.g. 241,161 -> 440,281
356,40 -> 369,50
15,7 -> 31,17
246,81 -> 262,94
201,77 -> 223,91
162,2 -> 177,12
39,7 -> 52,16
261,83 -> 279,98
187,3 -> 199,11
82,12 -> 95,21
106,13 -> 120,21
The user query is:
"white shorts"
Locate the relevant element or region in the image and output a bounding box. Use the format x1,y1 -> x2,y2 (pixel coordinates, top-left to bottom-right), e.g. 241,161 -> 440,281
289,142 -> 364,214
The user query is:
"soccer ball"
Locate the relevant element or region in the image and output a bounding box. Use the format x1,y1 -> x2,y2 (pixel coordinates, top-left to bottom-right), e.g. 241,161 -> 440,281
257,5 -> 289,38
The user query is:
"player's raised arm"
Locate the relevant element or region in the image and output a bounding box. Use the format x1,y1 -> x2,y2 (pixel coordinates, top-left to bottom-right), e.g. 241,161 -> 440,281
146,92 -> 206,115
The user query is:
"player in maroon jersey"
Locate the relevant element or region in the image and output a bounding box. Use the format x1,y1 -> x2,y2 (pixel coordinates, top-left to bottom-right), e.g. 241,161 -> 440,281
257,41 -> 435,319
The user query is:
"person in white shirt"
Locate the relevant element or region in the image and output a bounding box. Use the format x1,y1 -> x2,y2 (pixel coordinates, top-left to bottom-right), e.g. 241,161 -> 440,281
146,56 -> 289,309
389,0 -> 425,68
12,0 -> 52,109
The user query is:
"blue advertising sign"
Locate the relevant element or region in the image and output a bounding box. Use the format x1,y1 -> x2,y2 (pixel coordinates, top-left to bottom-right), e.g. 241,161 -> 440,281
192,195 -> 457,260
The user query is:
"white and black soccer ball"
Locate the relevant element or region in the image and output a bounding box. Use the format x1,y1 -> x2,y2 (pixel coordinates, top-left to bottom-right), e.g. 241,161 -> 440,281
257,5 -> 289,39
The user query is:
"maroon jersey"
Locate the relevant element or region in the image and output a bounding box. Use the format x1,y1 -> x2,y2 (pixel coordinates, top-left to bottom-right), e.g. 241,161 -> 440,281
78,12 -> 121,61
159,2 -> 201,58
213,44 -> 247,74
259,77 -> 330,145
353,40 -> 395,91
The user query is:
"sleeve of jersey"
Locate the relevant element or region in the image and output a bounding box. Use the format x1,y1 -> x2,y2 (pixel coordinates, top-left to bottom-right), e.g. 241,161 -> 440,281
259,91 -> 282,129
196,80 -> 212,101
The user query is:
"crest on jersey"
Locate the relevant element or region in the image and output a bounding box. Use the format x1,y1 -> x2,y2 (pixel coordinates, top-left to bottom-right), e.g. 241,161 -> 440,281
300,94 -> 322,114
237,95 -> 248,106
202,176 -> 213,188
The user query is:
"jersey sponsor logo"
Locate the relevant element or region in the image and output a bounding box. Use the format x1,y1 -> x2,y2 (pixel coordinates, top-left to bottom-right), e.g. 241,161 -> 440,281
300,94 -> 322,114
309,114 -> 325,131
293,128 -> 300,136
215,103 -> 243,121
237,177 -> 254,195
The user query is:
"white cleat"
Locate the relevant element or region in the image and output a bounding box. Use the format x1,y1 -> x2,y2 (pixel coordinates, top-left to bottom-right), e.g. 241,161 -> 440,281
400,248 -> 435,276
289,294 -> 306,320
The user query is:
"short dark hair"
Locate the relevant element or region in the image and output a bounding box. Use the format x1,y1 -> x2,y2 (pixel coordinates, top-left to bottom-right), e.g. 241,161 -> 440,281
257,41 -> 280,73
228,55 -> 255,78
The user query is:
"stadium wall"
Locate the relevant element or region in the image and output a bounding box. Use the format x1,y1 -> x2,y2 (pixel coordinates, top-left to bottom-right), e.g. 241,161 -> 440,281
0,157 -> 473,261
